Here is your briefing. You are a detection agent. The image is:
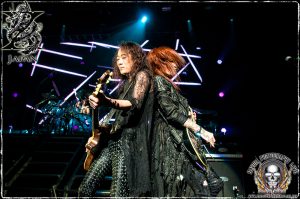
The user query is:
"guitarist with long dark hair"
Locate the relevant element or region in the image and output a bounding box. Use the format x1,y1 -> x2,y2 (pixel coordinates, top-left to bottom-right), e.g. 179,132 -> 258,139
78,41 -> 154,197
146,46 -> 224,197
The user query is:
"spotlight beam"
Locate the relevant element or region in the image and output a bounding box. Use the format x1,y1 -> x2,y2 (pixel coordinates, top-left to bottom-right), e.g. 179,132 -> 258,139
60,42 -> 97,48
140,40 -> 149,47
172,63 -> 190,81
180,45 -> 203,82
174,82 -> 201,86
88,42 -> 119,49
60,71 -> 97,106
97,65 -> 113,69
175,39 -> 179,50
109,82 -> 121,95
41,48 -> 83,60
26,104 -> 43,113
30,43 -> 44,76
89,41 -> 201,59
31,63 -> 87,77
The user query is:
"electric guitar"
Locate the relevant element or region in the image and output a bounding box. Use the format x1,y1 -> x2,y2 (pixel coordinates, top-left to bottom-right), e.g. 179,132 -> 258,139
182,107 -> 209,172
83,70 -> 113,171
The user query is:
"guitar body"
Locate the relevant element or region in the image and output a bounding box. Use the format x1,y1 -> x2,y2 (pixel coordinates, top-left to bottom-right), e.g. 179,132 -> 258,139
182,107 -> 208,172
83,70 -> 112,171
83,130 -> 100,170
183,128 -> 208,171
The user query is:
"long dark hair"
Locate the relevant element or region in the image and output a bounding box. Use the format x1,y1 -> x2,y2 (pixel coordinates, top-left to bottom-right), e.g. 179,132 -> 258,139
112,41 -> 146,80
146,46 -> 186,90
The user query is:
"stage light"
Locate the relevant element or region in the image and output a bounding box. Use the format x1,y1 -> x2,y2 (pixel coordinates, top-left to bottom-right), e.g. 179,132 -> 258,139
26,104 -> 43,113
12,92 -> 19,98
30,43 -> 44,76
172,63 -> 190,81
221,128 -> 227,134
88,42 -> 119,49
180,45 -> 203,82
8,125 -> 13,134
141,16 -> 148,23
219,92 -> 224,97
60,71 -> 96,106
97,65 -> 114,70
109,83 -> 121,95
175,82 -> 201,86
18,63 -> 23,68
217,59 -> 223,64
60,42 -> 97,48
187,19 -> 192,32
175,39 -> 179,50
80,61 -> 85,65
140,40 -> 149,47
41,48 -> 83,60
32,63 -> 87,77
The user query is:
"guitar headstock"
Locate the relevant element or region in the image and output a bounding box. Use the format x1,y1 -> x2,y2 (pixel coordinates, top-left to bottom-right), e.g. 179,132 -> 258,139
93,70 -> 113,96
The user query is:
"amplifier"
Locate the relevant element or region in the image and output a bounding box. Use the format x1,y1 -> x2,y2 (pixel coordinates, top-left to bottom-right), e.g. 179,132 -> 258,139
206,153 -> 245,197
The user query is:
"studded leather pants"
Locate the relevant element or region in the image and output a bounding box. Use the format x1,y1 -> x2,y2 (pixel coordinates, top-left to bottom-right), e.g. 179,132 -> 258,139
78,139 -> 129,197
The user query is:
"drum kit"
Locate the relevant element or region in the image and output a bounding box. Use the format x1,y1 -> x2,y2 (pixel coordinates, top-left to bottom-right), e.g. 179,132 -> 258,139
36,90 -> 92,135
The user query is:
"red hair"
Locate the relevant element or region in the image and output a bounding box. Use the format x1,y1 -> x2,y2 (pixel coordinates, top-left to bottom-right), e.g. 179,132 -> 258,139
146,46 -> 186,90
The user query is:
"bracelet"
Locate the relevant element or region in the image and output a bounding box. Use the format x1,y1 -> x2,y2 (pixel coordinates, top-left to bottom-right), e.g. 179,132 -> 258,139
195,126 -> 202,133
194,126 -> 202,138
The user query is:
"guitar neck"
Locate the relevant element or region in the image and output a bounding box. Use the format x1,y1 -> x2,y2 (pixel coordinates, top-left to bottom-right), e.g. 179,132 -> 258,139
92,108 -> 99,137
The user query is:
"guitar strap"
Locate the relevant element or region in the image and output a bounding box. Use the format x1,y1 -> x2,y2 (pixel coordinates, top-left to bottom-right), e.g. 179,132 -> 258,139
100,80 -> 134,131
157,108 -> 208,172
157,109 -> 197,157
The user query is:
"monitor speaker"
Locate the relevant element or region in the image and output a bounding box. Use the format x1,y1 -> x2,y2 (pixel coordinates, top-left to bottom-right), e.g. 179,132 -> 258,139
208,158 -> 245,197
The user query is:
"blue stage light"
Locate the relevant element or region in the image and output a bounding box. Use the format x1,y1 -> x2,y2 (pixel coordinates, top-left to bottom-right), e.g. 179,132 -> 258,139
141,16 -> 147,23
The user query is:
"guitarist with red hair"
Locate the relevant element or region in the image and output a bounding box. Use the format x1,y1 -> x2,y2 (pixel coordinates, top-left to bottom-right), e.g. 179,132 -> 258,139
146,46 -> 223,197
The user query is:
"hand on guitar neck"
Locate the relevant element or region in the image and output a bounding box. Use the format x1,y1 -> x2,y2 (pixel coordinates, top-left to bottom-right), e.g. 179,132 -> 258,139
84,70 -> 112,171
89,90 -> 112,109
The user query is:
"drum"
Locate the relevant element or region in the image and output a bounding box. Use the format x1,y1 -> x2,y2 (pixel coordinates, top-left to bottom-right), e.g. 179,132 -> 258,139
68,113 -> 92,134
38,100 -> 69,134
